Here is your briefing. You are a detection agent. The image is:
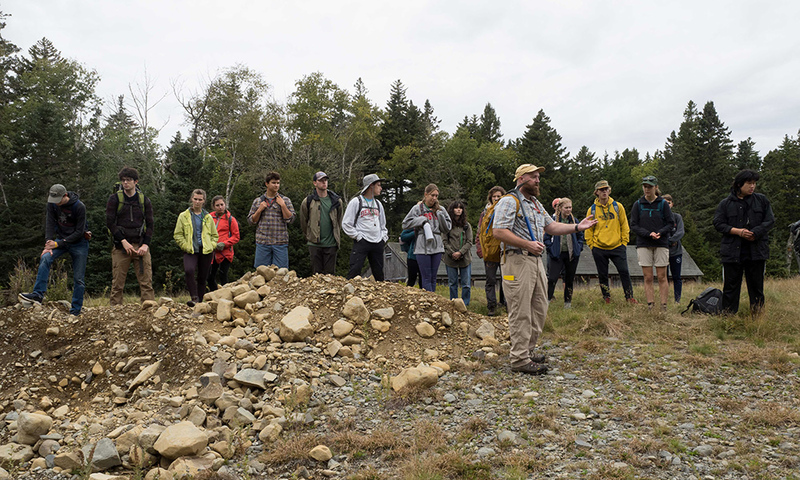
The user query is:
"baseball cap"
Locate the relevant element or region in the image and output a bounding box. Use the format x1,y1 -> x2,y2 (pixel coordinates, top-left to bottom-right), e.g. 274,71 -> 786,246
642,175 -> 658,186
48,184 -> 67,204
594,180 -> 610,192
312,171 -> 328,181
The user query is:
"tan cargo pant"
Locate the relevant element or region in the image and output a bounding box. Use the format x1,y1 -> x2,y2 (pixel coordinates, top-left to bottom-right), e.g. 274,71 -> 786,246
111,245 -> 155,305
501,251 -> 549,368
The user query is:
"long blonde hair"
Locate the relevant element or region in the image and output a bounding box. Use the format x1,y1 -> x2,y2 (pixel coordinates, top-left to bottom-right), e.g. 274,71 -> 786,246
423,184 -> 440,211
554,197 -> 576,223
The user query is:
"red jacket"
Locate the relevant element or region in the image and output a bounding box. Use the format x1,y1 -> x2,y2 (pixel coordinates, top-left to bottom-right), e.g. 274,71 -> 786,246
210,211 -> 240,263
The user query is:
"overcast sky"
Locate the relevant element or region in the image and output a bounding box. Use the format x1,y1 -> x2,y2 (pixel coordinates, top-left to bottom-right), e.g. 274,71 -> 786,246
5,0 -> 800,159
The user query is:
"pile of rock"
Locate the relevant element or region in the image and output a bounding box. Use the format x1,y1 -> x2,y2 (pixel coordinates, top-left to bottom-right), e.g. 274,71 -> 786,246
1,266 -> 493,478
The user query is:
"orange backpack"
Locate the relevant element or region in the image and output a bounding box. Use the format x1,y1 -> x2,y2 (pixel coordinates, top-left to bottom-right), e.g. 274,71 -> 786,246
478,193 -> 521,263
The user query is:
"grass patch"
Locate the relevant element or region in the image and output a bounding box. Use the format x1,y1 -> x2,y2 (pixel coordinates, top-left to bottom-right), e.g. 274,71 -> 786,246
743,402 -> 800,427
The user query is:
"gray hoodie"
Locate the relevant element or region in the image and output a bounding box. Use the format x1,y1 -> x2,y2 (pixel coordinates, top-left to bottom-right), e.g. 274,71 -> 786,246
402,203 -> 452,255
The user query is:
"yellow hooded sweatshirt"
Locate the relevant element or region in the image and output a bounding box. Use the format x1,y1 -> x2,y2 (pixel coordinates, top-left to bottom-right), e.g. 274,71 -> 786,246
585,196 -> 629,250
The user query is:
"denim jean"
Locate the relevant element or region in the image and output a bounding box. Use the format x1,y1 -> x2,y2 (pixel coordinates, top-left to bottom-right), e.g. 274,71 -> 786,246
446,264 -> 471,305
668,254 -> 683,302
416,253 -> 443,292
254,243 -> 289,269
33,238 -> 89,315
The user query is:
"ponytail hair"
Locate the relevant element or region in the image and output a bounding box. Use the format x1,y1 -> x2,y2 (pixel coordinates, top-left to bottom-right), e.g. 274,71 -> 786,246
554,197 -> 576,223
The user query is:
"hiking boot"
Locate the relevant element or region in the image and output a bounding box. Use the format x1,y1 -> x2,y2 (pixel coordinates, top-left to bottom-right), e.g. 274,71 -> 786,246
564,302 -> 572,309
18,292 -> 43,306
528,352 -> 547,363
604,297 -> 611,304
511,362 -> 549,375
187,300 -> 196,308
627,298 -> 639,305
487,306 -> 496,317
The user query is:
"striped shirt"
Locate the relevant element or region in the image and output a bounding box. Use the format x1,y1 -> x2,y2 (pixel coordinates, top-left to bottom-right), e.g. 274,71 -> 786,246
247,194 -> 296,245
493,192 -> 552,252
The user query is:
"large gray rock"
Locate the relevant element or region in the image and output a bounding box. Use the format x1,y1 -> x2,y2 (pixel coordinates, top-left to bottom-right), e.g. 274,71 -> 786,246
17,412 -> 53,445
279,306 -> 314,342
139,425 -> 167,455
153,422 -> 207,460
372,307 -> 395,320
342,297 -> 369,323
82,438 -> 121,472
0,443 -> 34,464
233,369 -> 278,390
475,321 -> 496,340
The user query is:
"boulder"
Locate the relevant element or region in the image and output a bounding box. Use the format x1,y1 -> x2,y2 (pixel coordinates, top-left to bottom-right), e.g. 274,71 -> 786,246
216,299 -> 234,321
370,319 -> 391,333
17,412 -> 53,445
203,287 -> 233,303
153,421 -> 208,460
309,445 -> 332,462
256,265 -> 277,282
452,298 -> 467,312
279,306 -> 314,342
475,321 -> 496,340
257,423 -> 282,443
233,368 -> 277,390
415,322 -> 436,338
372,307 -> 395,320
332,319 -> 355,338
233,290 -> 260,308
82,437 -> 121,472
0,443 -> 34,464
391,366 -> 439,392
168,453 -> 216,479
53,451 -> 83,470
342,297 -> 369,323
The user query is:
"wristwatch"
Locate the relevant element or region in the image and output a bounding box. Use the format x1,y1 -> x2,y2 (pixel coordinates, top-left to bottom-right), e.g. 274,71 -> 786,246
574,224 -> 579,232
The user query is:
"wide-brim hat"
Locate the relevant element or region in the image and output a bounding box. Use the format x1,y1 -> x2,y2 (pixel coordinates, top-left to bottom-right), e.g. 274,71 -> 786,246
513,164 -> 545,182
360,174 -> 387,195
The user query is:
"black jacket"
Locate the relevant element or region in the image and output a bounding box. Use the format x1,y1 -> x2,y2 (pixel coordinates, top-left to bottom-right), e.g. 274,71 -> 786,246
630,196 -> 674,248
46,192 -> 87,244
713,192 -> 774,263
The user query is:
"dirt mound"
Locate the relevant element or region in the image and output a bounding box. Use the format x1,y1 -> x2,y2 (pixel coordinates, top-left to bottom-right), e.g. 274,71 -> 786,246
0,269 -> 505,427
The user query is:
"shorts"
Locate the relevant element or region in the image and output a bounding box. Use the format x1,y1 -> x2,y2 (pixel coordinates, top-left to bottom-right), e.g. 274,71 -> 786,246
637,247 -> 669,267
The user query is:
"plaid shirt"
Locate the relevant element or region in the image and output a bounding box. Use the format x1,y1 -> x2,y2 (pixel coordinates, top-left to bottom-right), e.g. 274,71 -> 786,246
247,194 -> 296,245
493,192 -> 552,252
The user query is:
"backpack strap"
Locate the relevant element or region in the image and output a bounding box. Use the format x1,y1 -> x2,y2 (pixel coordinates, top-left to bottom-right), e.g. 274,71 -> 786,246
680,300 -> 694,316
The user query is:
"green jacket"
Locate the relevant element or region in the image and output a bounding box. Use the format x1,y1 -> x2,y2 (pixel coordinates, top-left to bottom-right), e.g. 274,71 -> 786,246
299,190 -> 342,247
174,208 -> 219,255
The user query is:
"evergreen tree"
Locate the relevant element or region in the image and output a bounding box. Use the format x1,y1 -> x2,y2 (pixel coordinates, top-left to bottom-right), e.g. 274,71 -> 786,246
515,109 -> 569,203
734,138 -> 761,171
478,102 -> 502,145
761,133 -> 800,275
456,115 -> 479,140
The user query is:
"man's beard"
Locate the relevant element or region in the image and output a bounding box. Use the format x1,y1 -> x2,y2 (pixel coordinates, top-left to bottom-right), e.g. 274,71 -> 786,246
521,183 -> 540,197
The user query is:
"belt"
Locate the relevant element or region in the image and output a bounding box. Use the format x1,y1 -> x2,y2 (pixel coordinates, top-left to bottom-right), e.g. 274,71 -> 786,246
506,249 -> 542,258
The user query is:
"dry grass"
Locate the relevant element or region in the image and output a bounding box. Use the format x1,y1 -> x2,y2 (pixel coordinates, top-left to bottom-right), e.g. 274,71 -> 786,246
743,402 -> 800,427
683,353 -> 715,367
715,397 -> 747,413
329,426 -> 408,456
580,313 -> 628,338
400,451 -> 492,480
347,467 -> 389,480
259,433 -> 320,466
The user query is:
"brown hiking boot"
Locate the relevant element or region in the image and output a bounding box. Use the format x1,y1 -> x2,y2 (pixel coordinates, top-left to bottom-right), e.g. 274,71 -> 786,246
511,362 -> 549,375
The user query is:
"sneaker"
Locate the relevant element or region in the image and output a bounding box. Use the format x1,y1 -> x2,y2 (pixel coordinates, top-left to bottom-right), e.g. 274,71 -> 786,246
528,352 -> 547,363
627,298 -> 639,305
18,292 -> 43,306
564,302 -> 572,309
604,297 -> 611,304
511,362 -> 549,375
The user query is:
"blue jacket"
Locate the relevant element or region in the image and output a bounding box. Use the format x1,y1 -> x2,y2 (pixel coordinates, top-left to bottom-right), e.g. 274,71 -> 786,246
400,228 -> 417,260
543,215 -> 584,260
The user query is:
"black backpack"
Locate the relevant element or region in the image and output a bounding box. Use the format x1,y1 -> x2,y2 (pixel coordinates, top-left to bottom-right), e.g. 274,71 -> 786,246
681,287 -> 723,315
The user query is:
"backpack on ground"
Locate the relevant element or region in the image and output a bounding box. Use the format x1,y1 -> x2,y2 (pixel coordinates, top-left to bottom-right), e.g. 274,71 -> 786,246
478,191 -> 522,263
590,200 -> 619,219
681,287 -> 723,315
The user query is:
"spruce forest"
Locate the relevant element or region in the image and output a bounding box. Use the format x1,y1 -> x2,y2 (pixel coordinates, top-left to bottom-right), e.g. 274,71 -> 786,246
2,19 -> 800,297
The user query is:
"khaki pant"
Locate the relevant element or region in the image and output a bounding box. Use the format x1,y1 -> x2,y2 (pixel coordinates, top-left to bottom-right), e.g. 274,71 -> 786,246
502,252 -> 549,368
111,245 -> 155,305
